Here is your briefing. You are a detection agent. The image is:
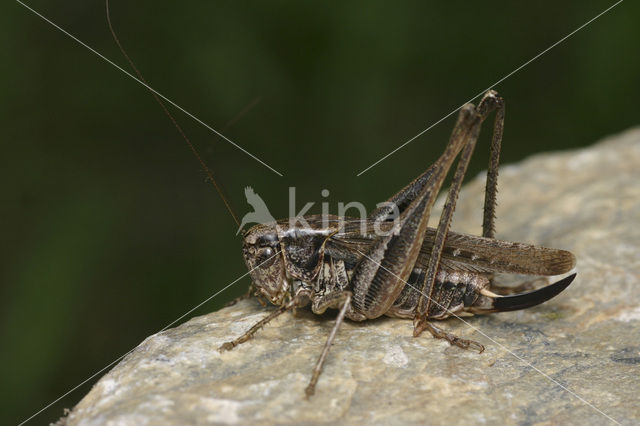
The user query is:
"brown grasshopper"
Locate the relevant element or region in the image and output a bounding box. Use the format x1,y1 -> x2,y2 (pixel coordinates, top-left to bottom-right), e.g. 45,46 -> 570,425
220,90 -> 576,397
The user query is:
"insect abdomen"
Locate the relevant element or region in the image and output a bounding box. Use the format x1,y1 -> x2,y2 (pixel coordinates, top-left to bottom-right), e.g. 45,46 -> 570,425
386,269 -> 490,319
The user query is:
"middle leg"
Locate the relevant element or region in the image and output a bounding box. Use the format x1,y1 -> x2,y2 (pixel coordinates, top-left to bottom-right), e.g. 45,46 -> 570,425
305,291 -> 352,397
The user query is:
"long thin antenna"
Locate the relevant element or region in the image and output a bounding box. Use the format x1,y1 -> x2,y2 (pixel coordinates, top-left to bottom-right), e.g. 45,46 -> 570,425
105,0 -> 241,227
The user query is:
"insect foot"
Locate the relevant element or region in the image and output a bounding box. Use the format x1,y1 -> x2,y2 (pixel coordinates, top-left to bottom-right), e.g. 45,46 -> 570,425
417,320 -> 485,353
218,341 -> 237,352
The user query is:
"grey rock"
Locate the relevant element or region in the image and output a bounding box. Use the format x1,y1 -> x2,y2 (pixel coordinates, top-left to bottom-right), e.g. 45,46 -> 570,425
64,128 -> 640,425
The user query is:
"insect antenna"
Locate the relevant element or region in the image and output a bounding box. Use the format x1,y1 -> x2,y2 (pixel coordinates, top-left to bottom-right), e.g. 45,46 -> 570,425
223,96 -> 262,131
105,0 -> 241,228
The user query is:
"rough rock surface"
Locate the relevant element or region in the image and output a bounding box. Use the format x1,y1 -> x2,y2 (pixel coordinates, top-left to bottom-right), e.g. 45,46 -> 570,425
65,129 -> 640,425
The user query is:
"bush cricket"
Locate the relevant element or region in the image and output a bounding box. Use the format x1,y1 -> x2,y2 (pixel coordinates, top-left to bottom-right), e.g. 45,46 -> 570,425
105,4 -> 576,399
223,90 -> 576,396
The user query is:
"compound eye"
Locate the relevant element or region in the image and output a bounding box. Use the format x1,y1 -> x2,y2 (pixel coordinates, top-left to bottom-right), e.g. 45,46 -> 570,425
256,246 -> 276,265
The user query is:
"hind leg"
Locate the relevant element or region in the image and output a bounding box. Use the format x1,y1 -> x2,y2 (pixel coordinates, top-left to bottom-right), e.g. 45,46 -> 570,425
420,321 -> 484,353
414,91 -> 505,335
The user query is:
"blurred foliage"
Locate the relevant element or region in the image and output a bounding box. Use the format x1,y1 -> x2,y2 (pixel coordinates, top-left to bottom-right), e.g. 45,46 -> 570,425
1,0 -> 638,423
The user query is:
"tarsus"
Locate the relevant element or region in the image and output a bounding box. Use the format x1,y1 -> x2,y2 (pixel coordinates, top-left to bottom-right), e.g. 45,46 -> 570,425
105,0 -> 241,227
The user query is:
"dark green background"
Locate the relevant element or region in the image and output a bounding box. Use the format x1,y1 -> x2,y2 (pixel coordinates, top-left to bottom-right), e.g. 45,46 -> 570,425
2,1 -> 638,423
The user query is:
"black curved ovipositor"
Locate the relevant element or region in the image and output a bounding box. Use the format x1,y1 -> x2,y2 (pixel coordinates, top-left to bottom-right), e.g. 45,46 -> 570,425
493,273 -> 576,312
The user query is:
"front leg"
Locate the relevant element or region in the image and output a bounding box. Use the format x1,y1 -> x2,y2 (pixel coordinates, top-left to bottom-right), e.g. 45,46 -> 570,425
218,298 -> 296,351
218,290 -> 310,352
222,284 -> 256,308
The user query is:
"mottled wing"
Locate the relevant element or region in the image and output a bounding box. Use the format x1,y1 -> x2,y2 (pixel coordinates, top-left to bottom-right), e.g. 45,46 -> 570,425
328,219 -> 575,276
421,229 -> 576,276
